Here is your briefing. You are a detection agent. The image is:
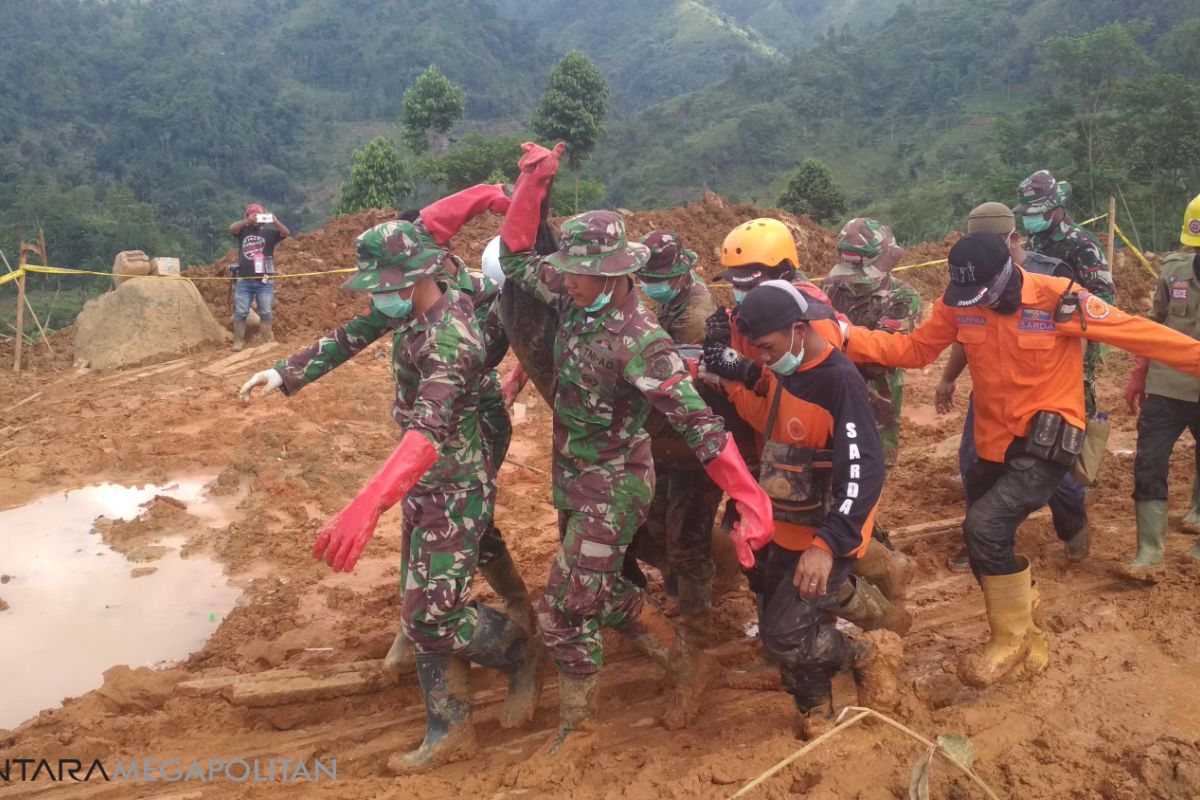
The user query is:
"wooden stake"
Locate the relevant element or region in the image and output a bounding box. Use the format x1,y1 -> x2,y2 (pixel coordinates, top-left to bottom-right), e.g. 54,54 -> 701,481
13,260 -> 25,373
1106,195 -> 1117,269
1,251 -> 52,355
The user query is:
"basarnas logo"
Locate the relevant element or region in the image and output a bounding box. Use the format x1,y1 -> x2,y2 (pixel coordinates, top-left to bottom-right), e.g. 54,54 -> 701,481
1,756 -> 336,784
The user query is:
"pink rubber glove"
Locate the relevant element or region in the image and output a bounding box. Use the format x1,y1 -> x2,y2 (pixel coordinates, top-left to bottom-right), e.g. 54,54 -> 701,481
501,364 -> 529,408
421,184 -> 511,245
1125,356 -> 1149,415
312,430 -> 438,572
500,142 -> 564,253
703,436 -> 774,568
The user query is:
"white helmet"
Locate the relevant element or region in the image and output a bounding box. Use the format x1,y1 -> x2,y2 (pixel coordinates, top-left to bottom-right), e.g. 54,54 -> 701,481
482,236 -> 505,289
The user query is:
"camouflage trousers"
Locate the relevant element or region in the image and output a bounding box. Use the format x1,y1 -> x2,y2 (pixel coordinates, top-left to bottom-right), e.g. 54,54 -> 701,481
476,369 -> 513,569
537,507 -> 646,676
399,483 -> 495,653
866,370 -> 904,469
633,466 -> 721,590
1084,342 -> 1101,418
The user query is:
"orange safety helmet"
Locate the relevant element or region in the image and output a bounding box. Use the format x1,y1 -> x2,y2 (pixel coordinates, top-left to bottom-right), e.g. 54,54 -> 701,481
720,218 -> 800,271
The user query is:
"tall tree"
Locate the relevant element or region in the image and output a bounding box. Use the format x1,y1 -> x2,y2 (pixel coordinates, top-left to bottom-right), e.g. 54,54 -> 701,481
778,160 -> 847,224
334,138 -> 413,214
401,66 -> 467,155
531,50 -> 610,211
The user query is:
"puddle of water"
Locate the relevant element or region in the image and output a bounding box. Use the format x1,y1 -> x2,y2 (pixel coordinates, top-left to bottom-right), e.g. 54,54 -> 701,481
0,478 -> 242,730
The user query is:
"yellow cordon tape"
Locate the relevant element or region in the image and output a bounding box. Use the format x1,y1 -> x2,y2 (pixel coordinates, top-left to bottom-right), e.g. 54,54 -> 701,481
19,264 -> 357,281
891,214 -> 1109,273
0,268 -> 24,287
1113,225 -> 1158,278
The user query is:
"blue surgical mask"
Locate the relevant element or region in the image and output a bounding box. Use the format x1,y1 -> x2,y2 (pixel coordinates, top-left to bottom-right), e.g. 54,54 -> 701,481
767,326 -> 806,375
733,289 -> 747,304
584,278 -> 615,314
642,280 -> 678,303
1022,214 -> 1052,234
373,291 -> 414,318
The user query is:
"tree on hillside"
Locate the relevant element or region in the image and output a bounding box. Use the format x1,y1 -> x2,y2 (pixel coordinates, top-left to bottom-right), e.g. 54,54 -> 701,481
435,133 -> 524,192
531,51 -> 610,211
778,160 -> 847,224
334,138 -> 413,215
401,66 -> 467,155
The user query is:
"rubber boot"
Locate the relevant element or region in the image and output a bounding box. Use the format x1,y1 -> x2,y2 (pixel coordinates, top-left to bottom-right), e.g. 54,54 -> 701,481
232,321 -> 246,352
459,605 -> 544,729
837,574 -> 913,636
852,539 -> 913,600
957,556 -> 1049,688
947,546 -> 971,574
852,630 -> 904,709
478,546 -> 534,634
796,698 -> 835,741
621,602 -> 717,730
548,672 -> 600,757
1120,500 -> 1168,583
1185,475 -> 1200,531
1064,523 -> 1090,562
676,575 -> 714,647
386,652 -> 476,775
382,625 -> 415,681
259,321 -> 274,344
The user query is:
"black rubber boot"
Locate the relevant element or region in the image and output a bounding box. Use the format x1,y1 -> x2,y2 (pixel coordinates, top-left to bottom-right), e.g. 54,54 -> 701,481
548,672 -> 601,756
478,543 -> 534,633
837,574 -> 913,635
459,605 -> 544,729
386,652 -> 476,775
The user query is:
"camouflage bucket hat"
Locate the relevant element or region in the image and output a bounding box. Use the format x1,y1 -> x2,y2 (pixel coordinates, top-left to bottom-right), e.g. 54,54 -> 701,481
1014,170 -> 1071,215
836,218 -> 888,259
637,230 -> 696,279
545,210 -> 650,276
343,221 -> 447,292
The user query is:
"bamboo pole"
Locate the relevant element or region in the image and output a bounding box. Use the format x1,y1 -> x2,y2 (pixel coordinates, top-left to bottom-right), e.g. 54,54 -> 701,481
1106,196 -> 1117,269
1,250 -> 52,354
13,257 -> 25,373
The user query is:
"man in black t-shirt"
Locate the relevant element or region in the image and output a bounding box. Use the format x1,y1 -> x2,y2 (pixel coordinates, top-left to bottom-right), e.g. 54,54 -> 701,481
228,203 -> 290,350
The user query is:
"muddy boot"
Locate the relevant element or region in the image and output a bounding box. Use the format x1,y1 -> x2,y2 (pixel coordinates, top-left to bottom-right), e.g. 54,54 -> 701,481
382,624 -> 415,681
386,652 -> 476,775
232,321 -> 246,352
947,546 -> 971,573
259,321 -> 274,344
479,544 -> 534,633
676,575 -> 714,647
837,574 -> 913,636
1119,500 -> 1168,582
547,672 -> 600,757
459,605 -> 544,729
957,556 -> 1049,688
852,630 -> 904,710
622,602 -> 717,731
1064,523 -> 1090,562
853,539 -> 913,601
795,698 -> 836,741
1185,475 -> 1200,531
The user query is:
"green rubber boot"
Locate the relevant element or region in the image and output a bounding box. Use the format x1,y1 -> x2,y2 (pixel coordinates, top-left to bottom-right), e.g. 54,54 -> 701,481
1184,475 -> 1200,531
1120,500 -> 1168,583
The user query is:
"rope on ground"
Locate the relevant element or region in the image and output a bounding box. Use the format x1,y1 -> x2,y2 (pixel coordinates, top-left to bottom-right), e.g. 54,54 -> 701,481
727,706 -> 1000,800
20,264 -> 357,281
1113,225 -> 1158,279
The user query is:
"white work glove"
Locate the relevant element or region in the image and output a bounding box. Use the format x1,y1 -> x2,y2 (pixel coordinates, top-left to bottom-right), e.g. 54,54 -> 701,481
240,368 -> 283,401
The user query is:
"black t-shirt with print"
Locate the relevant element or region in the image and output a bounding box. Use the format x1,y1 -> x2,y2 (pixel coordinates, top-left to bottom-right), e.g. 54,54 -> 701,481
234,224 -> 282,277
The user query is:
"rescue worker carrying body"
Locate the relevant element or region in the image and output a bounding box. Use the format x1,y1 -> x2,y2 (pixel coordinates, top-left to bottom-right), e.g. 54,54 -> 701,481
704,279 -> 903,739
703,218 -> 913,602
1122,193 -> 1200,580
845,232 -> 1200,688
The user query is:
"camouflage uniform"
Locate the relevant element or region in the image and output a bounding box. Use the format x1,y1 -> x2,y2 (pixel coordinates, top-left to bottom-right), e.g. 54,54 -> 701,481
1018,171 -> 1116,416
636,232 -> 724,615
500,214 -> 728,676
822,219 -> 923,467
277,240 -> 494,653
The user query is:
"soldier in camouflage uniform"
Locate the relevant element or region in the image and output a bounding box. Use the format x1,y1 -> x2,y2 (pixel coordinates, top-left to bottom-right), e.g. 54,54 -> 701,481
1016,170 -> 1116,416
632,231 -> 724,638
497,142 -> 774,755
239,219 -> 542,775
822,218 -> 923,469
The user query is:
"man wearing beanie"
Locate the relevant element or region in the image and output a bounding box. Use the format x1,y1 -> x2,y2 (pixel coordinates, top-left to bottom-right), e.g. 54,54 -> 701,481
936,203 -> 1089,570
846,232 -> 1200,689
710,280 -> 903,739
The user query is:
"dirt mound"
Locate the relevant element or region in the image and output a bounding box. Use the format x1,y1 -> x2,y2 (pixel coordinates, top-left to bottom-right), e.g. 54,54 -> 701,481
72,277 -> 227,369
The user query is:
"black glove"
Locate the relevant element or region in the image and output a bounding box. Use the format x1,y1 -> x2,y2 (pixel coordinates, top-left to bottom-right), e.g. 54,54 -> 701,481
705,307 -> 732,347
703,343 -> 761,387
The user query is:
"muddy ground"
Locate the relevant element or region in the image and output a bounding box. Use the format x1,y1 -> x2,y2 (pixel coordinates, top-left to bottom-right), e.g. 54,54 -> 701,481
1,208 -> 1198,799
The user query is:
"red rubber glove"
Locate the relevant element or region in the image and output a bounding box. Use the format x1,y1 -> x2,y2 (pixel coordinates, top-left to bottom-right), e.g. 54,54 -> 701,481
312,430 -> 438,572
1125,356 -> 1149,414
500,142 -> 564,253
703,436 -> 774,569
421,184 -> 511,245
501,364 -> 528,408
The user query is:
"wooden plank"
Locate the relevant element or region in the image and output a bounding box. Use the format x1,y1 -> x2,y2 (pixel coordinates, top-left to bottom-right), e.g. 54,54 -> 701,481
175,668 -> 307,697
891,509 -> 1050,544
200,342 -> 279,376
224,671 -> 386,708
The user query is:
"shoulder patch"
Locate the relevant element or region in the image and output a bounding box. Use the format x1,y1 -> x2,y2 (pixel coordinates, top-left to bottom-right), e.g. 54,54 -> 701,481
1172,279 -> 1189,301
647,353 -> 677,381
1084,294 -> 1111,320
